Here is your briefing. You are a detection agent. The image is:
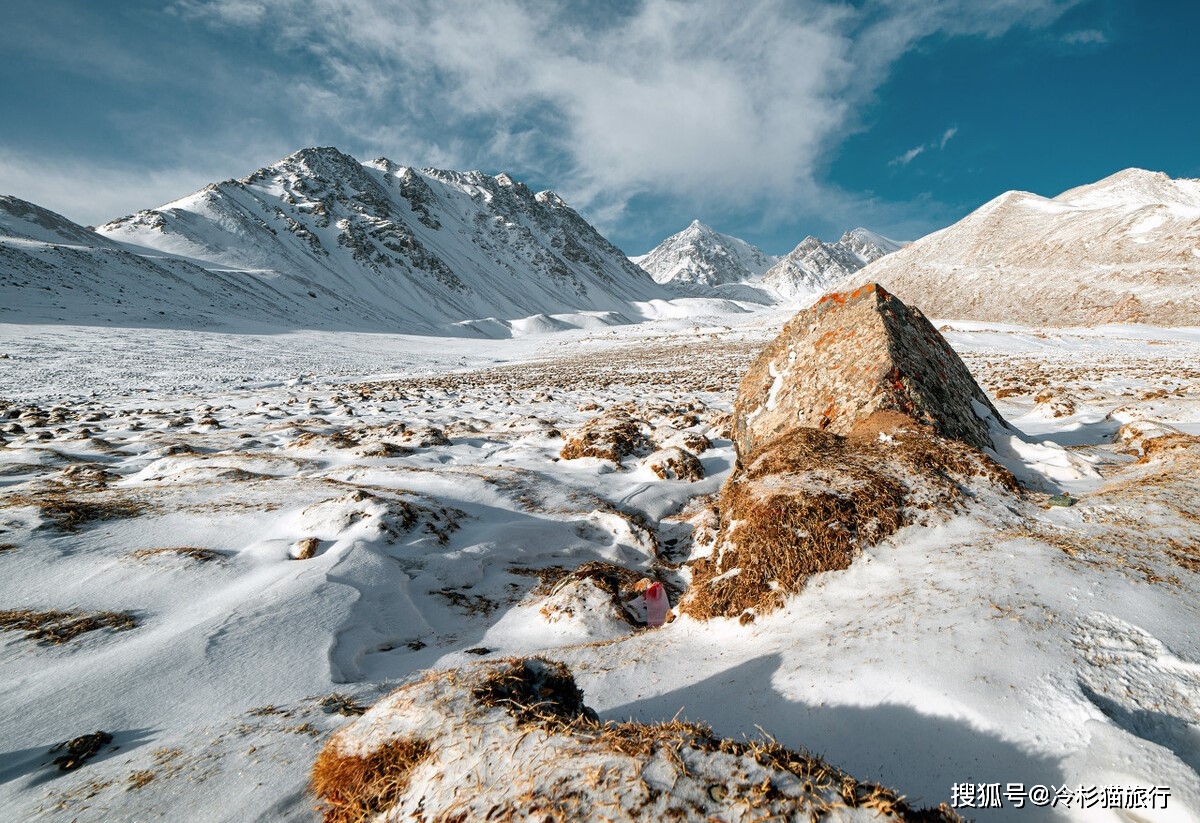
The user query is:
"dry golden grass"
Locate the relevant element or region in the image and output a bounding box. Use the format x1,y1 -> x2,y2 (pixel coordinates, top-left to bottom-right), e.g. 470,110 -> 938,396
51,731 -> 113,771
0,609 -> 136,644
685,427 -> 1018,620
560,408 -> 651,463
309,658 -> 961,822
310,737 -> 431,823
292,537 -> 320,560
2,490 -> 146,532
126,546 -> 224,563
319,693 -> 367,717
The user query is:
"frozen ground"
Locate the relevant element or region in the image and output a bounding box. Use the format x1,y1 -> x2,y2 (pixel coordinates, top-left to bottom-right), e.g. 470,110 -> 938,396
1,310 -> 1199,821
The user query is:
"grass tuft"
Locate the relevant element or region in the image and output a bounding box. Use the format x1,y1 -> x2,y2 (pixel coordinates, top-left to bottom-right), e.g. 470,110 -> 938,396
685,427 -> 1017,620
310,737 -> 431,823
126,546 -> 224,563
0,609 -> 137,644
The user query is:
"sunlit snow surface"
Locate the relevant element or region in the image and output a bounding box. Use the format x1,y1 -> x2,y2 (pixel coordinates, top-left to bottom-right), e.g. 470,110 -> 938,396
2,311 -> 1199,821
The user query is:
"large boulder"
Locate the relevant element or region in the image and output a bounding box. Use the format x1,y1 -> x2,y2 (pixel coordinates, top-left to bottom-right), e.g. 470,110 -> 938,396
683,284 -> 1018,622
733,283 -> 1005,458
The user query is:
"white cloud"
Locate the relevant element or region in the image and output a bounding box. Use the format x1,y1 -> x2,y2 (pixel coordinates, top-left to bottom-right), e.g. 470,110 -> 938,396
0,147 -> 259,227
1062,28 -> 1108,45
890,146 -> 927,167
15,0 -> 1081,236
889,125 -> 959,168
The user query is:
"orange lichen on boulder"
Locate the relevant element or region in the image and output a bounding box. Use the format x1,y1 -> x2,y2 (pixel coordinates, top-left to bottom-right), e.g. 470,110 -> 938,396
732,283 -> 1007,460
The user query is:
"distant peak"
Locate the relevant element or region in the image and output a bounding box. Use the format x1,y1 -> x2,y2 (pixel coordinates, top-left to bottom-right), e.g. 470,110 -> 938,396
288,146 -> 358,164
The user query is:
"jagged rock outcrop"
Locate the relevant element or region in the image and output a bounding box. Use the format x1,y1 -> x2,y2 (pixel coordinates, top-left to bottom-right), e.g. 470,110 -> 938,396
733,283 -> 1006,458
311,657 -> 961,823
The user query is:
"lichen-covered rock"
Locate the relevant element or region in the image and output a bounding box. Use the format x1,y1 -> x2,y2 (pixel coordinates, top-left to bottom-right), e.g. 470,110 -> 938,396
311,658 -> 962,823
733,283 -> 1006,458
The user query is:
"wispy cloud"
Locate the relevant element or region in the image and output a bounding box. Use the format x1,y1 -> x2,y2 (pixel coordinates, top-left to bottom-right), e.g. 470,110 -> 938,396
890,125 -> 959,168
890,146 -> 927,167
1062,28 -> 1108,45
167,0 -> 1078,227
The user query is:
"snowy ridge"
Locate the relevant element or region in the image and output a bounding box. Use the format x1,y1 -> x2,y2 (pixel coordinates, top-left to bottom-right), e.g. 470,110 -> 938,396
635,219 -> 778,288
761,228 -> 903,302
4,147 -> 672,335
851,168 -> 1200,325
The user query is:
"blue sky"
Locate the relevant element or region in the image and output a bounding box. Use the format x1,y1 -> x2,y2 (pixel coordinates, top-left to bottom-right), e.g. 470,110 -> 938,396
2,0 -> 1197,255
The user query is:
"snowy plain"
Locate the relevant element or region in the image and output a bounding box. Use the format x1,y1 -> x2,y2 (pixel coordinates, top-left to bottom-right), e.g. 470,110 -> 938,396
2,306 -> 1199,822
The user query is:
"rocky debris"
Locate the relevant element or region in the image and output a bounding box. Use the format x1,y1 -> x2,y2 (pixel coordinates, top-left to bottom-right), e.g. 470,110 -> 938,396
733,283 -> 1007,458
310,658 -> 961,823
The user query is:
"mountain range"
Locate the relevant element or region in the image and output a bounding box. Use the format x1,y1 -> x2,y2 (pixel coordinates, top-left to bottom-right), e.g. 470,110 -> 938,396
849,168 -> 1200,326
2,147 -> 668,335
3,152 -> 1197,333
634,221 -> 903,302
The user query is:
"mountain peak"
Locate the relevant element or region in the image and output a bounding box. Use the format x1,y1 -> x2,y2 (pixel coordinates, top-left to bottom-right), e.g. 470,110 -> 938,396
761,228 -> 903,302
78,146 -> 664,333
1055,167 -> 1200,212
637,221 -> 776,287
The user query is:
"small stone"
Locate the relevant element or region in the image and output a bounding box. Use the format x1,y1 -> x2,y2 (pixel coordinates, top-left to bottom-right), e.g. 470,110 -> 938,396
1047,494 -> 1076,507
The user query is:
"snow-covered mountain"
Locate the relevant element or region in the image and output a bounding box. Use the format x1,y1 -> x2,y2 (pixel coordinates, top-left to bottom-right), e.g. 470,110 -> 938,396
3,147 -> 670,335
761,228 -> 904,301
851,168 -> 1200,325
0,195 -> 314,330
634,220 -> 778,288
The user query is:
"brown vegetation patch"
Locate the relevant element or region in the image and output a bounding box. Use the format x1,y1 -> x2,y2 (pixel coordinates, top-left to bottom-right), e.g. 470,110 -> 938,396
1139,432 -> 1200,462
0,609 -> 137,644
2,489 -> 146,531
310,737 -> 432,823
644,447 -> 705,481
126,546 -> 225,563
684,427 -> 1018,620
292,537 -> 321,560
0,543 -> 16,555
473,658 -> 597,728
319,693 -> 367,717
50,731 -> 113,771
560,408 -> 653,464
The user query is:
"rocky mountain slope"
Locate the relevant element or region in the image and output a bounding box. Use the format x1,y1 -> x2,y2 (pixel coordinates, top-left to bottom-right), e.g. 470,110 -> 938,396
634,220 -> 778,288
3,148 -> 668,335
849,168 -> 1200,325
0,195 -> 310,330
762,228 -> 904,301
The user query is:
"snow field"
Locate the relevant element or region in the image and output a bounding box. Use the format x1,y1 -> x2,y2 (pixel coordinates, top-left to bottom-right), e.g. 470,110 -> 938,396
0,316 -> 1199,821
